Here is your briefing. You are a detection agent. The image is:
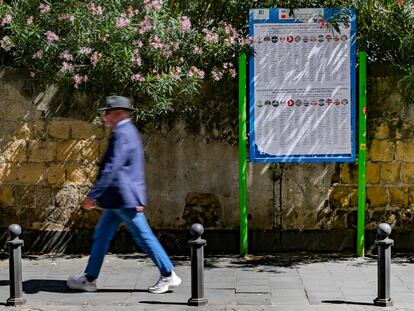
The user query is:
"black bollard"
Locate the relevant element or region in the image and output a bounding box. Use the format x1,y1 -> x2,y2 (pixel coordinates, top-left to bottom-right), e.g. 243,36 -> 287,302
374,223 -> 393,307
6,224 -> 26,306
188,223 -> 208,306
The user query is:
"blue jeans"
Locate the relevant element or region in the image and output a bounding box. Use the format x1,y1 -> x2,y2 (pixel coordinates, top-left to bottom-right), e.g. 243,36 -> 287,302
85,209 -> 174,279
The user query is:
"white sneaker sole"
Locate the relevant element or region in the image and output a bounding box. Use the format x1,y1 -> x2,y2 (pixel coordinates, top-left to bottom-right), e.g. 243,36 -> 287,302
66,280 -> 97,292
148,276 -> 182,294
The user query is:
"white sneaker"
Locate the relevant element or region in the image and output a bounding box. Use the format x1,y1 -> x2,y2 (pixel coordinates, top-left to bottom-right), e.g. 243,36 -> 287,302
148,271 -> 182,294
66,274 -> 97,292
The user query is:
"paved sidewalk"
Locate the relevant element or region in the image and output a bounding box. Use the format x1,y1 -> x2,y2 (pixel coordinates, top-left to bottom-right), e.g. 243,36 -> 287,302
1,253 -> 414,311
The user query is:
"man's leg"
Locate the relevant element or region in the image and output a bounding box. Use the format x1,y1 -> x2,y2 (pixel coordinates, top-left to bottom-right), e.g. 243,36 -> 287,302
117,209 -> 174,276
85,209 -> 121,279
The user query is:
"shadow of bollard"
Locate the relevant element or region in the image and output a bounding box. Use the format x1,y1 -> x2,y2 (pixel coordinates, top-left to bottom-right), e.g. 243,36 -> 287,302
188,223 -> 208,307
374,223 -> 393,307
6,224 -> 26,306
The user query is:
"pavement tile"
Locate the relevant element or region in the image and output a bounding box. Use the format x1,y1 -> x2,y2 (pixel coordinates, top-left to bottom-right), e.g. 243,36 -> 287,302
236,293 -> 271,305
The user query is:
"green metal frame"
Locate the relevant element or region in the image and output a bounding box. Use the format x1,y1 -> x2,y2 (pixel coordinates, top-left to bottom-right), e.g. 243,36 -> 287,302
238,53 -> 248,256
357,51 -> 367,257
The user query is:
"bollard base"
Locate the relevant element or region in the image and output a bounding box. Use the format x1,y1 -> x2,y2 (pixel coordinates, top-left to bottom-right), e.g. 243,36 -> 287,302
188,297 -> 208,306
374,297 -> 393,307
6,297 -> 26,306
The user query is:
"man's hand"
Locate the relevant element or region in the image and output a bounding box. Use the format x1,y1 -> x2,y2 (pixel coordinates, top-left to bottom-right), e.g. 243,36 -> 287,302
82,197 -> 96,210
136,205 -> 145,212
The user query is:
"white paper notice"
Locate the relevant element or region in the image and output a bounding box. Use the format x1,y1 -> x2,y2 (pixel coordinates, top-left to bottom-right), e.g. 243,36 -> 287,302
253,22 -> 352,156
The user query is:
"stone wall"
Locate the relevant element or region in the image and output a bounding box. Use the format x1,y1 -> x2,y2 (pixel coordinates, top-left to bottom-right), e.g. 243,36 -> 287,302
1,66 -> 413,253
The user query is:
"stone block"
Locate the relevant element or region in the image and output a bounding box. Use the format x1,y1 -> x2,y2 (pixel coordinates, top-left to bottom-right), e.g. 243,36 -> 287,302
35,186 -> 55,208
82,140 -> 100,162
369,139 -> 394,162
56,140 -> 85,161
340,163 -> 358,184
15,122 -> 33,139
47,164 -> 66,185
328,186 -> 358,209
366,162 -> 381,184
13,185 -> 35,207
374,122 -> 389,139
396,141 -> 414,162
402,163 -> 414,184
71,121 -> 103,139
409,188 -> 414,207
4,102 -> 24,120
18,163 -> 46,184
367,187 -> 388,207
28,140 -> 56,162
33,119 -> 46,140
381,162 -> 401,184
48,119 -> 71,139
2,139 -> 27,162
66,164 -> 88,184
0,185 -> 14,206
389,187 -> 409,208
0,163 -> 17,182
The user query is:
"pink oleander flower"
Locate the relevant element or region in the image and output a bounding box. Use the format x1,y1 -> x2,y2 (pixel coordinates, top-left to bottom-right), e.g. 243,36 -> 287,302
131,50 -> 142,65
59,50 -> 73,61
115,16 -> 130,28
132,40 -> 143,47
126,6 -> 139,17
80,47 -> 92,55
171,66 -> 181,79
179,16 -> 191,31
163,50 -> 173,58
187,66 -> 205,79
0,36 -> 14,51
58,14 -> 75,22
90,51 -> 101,66
72,74 -> 88,88
211,68 -> 223,81
150,36 -> 163,49
101,34 -> 109,42
45,31 -> 59,43
1,15 -> 12,26
172,42 -> 180,51
131,73 -> 145,82
32,50 -> 44,59
203,29 -> 219,43
223,62 -> 233,69
144,0 -> 163,12
193,46 -> 203,55
228,68 -> 237,78
87,2 -> 103,16
138,16 -> 152,34
60,62 -> 74,73
39,3 -> 51,14
27,16 -> 34,25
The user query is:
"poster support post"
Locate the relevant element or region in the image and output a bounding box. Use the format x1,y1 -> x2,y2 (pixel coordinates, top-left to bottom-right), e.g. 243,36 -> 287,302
238,53 -> 248,257
357,51 -> 367,257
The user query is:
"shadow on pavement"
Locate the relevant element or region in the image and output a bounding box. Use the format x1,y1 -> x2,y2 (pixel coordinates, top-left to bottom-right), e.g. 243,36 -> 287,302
0,280 -> 9,286
139,301 -> 188,306
322,299 -> 374,306
0,279 -> 149,294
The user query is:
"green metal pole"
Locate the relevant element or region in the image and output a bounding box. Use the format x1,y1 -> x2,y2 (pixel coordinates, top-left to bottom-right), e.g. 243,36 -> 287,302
357,51 -> 367,257
238,53 -> 248,256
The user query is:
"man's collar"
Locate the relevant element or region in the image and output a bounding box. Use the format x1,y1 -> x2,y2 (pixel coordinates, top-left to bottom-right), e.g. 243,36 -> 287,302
114,118 -> 131,131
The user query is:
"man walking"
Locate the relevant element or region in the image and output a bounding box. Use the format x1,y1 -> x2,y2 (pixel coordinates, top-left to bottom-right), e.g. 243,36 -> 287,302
67,96 -> 181,294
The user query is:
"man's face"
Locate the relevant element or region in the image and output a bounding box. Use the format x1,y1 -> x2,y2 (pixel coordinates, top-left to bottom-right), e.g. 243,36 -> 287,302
102,109 -> 119,128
